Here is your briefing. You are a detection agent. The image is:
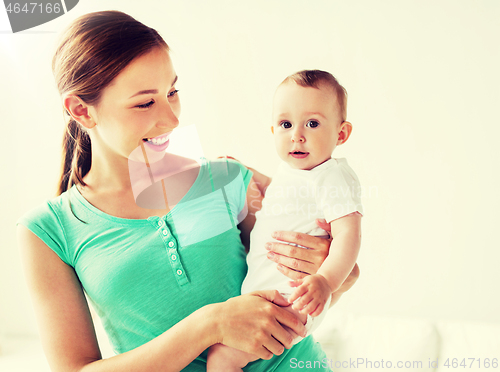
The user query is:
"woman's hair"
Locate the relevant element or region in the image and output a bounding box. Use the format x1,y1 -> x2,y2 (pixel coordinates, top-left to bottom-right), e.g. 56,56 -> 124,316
282,70 -> 348,122
53,11 -> 168,196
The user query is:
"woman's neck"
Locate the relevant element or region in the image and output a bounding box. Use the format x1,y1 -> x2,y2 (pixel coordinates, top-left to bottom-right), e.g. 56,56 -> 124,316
83,147 -> 132,194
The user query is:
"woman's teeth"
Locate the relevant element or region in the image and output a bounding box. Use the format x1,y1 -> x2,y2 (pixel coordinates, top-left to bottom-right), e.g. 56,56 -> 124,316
144,137 -> 169,145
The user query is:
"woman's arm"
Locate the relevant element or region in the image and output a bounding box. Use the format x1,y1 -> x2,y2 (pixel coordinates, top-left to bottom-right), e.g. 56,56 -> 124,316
238,176 -> 263,252
220,156 -> 272,198
18,226 -> 305,372
245,165 -> 272,197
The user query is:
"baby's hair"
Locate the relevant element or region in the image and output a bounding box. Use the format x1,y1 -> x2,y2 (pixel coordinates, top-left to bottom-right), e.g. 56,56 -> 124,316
282,70 -> 348,122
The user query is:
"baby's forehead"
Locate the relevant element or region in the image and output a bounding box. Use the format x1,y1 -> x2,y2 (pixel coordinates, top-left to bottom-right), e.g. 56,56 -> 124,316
276,80 -> 338,98
273,81 -> 340,112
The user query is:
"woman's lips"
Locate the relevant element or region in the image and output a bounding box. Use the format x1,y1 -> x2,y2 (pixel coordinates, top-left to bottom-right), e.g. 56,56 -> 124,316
142,132 -> 172,152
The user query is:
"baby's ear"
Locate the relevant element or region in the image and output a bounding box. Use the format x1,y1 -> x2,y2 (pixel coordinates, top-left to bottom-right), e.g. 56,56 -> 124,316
337,121 -> 353,145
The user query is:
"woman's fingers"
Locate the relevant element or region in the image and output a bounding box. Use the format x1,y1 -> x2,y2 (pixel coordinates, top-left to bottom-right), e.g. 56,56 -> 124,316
254,290 -> 307,340
315,218 -> 331,233
216,291 -> 304,355
267,250 -> 316,277
272,305 -> 307,341
267,227 -> 332,278
261,336 -> 285,358
258,288 -> 289,307
217,155 -> 240,162
272,230 -> 329,251
276,263 -> 308,280
266,240 -> 313,262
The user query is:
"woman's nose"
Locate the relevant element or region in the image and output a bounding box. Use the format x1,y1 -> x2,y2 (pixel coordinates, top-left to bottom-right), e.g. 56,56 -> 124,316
158,100 -> 180,129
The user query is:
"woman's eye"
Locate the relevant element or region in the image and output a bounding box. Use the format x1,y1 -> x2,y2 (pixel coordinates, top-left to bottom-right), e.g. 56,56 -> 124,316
306,120 -> 320,128
136,100 -> 154,109
280,121 -> 292,129
168,89 -> 179,98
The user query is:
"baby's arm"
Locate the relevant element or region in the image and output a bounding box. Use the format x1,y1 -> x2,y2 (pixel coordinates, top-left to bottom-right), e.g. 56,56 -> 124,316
288,212 -> 362,316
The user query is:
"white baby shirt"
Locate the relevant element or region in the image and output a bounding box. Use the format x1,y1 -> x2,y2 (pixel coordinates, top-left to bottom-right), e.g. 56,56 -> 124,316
241,158 -> 363,295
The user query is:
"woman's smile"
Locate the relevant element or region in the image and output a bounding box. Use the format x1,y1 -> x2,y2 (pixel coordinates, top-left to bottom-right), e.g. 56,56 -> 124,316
142,132 -> 172,151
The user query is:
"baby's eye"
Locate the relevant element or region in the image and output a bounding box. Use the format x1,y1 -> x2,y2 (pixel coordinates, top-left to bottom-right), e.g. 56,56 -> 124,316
136,100 -> 155,109
306,120 -> 320,128
168,89 -> 179,98
280,121 -> 292,129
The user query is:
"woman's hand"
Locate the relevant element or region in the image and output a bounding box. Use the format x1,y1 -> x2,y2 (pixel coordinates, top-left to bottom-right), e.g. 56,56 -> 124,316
266,218 -> 360,299
211,290 -> 307,359
266,218 -> 332,280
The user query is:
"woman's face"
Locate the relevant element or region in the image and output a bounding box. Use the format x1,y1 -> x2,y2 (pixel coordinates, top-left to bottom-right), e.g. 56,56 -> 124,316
88,47 -> 180,160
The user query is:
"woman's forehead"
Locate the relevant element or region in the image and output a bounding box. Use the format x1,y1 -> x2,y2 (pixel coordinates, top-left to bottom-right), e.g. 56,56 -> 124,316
105,47 -> 175,96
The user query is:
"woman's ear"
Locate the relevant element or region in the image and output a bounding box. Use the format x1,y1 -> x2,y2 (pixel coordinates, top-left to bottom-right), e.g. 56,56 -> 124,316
63,94 -> 96,129
337,121 -> 353,145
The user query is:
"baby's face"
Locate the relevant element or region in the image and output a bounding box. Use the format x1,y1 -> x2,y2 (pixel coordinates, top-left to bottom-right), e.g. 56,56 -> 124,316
272,81 -> 344,170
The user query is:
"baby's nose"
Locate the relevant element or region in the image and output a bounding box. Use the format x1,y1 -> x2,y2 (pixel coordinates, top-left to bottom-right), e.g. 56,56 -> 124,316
291,132 -> 305,142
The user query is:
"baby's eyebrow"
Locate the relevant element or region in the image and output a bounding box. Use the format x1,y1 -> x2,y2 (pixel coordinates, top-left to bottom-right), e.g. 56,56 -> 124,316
304,112 -> 327,119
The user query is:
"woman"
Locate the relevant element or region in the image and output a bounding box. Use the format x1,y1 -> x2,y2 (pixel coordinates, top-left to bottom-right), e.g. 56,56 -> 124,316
17,11 -> 358,371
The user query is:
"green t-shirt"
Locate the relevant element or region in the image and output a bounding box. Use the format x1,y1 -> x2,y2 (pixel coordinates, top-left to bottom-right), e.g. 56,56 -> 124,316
18,158 -> 331,371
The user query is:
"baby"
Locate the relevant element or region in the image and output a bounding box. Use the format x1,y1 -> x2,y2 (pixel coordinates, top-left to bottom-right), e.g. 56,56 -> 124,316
207,70 -> 363,371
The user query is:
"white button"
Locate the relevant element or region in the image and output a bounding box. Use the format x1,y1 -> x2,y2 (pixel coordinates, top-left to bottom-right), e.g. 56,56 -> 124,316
158,220 -> 164,227
176,269 -> 182,276
168,241 -> 175,247
162,230 -> 168,236
171,254 -> 177,261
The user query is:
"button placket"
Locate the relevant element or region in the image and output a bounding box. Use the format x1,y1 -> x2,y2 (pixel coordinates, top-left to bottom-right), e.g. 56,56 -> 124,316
166,238 -> 187,284
148,217 -> 189,286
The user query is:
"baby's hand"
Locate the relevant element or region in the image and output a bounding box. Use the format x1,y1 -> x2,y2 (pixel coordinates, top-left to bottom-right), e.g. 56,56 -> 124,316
288,274 -> 332,317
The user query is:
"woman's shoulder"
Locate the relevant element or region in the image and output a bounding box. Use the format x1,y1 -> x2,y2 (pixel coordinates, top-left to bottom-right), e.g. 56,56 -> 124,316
17,187 -> 74,227
16,188 -> 77,266
204,157 -> 253,186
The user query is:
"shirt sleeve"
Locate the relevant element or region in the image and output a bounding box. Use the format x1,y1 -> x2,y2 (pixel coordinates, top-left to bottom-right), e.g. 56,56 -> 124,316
223,157 -> 253,211
16,201 -> 71,266
317,161 -> 364,223
207,158 -> 253,226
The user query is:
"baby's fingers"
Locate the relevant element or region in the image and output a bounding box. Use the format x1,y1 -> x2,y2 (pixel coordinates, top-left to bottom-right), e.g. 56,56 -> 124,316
292,292 -> 313,311
300,299 -> 320,316
288,285 -> 307,304
309,302 -> 325,317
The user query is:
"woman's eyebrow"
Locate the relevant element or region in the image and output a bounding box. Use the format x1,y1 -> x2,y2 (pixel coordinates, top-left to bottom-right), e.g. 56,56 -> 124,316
129,76 -> 178,99
129,89 -> 158,98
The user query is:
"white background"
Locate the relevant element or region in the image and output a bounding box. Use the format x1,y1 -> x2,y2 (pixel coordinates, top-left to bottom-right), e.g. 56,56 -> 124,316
1,0 -> 499,339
